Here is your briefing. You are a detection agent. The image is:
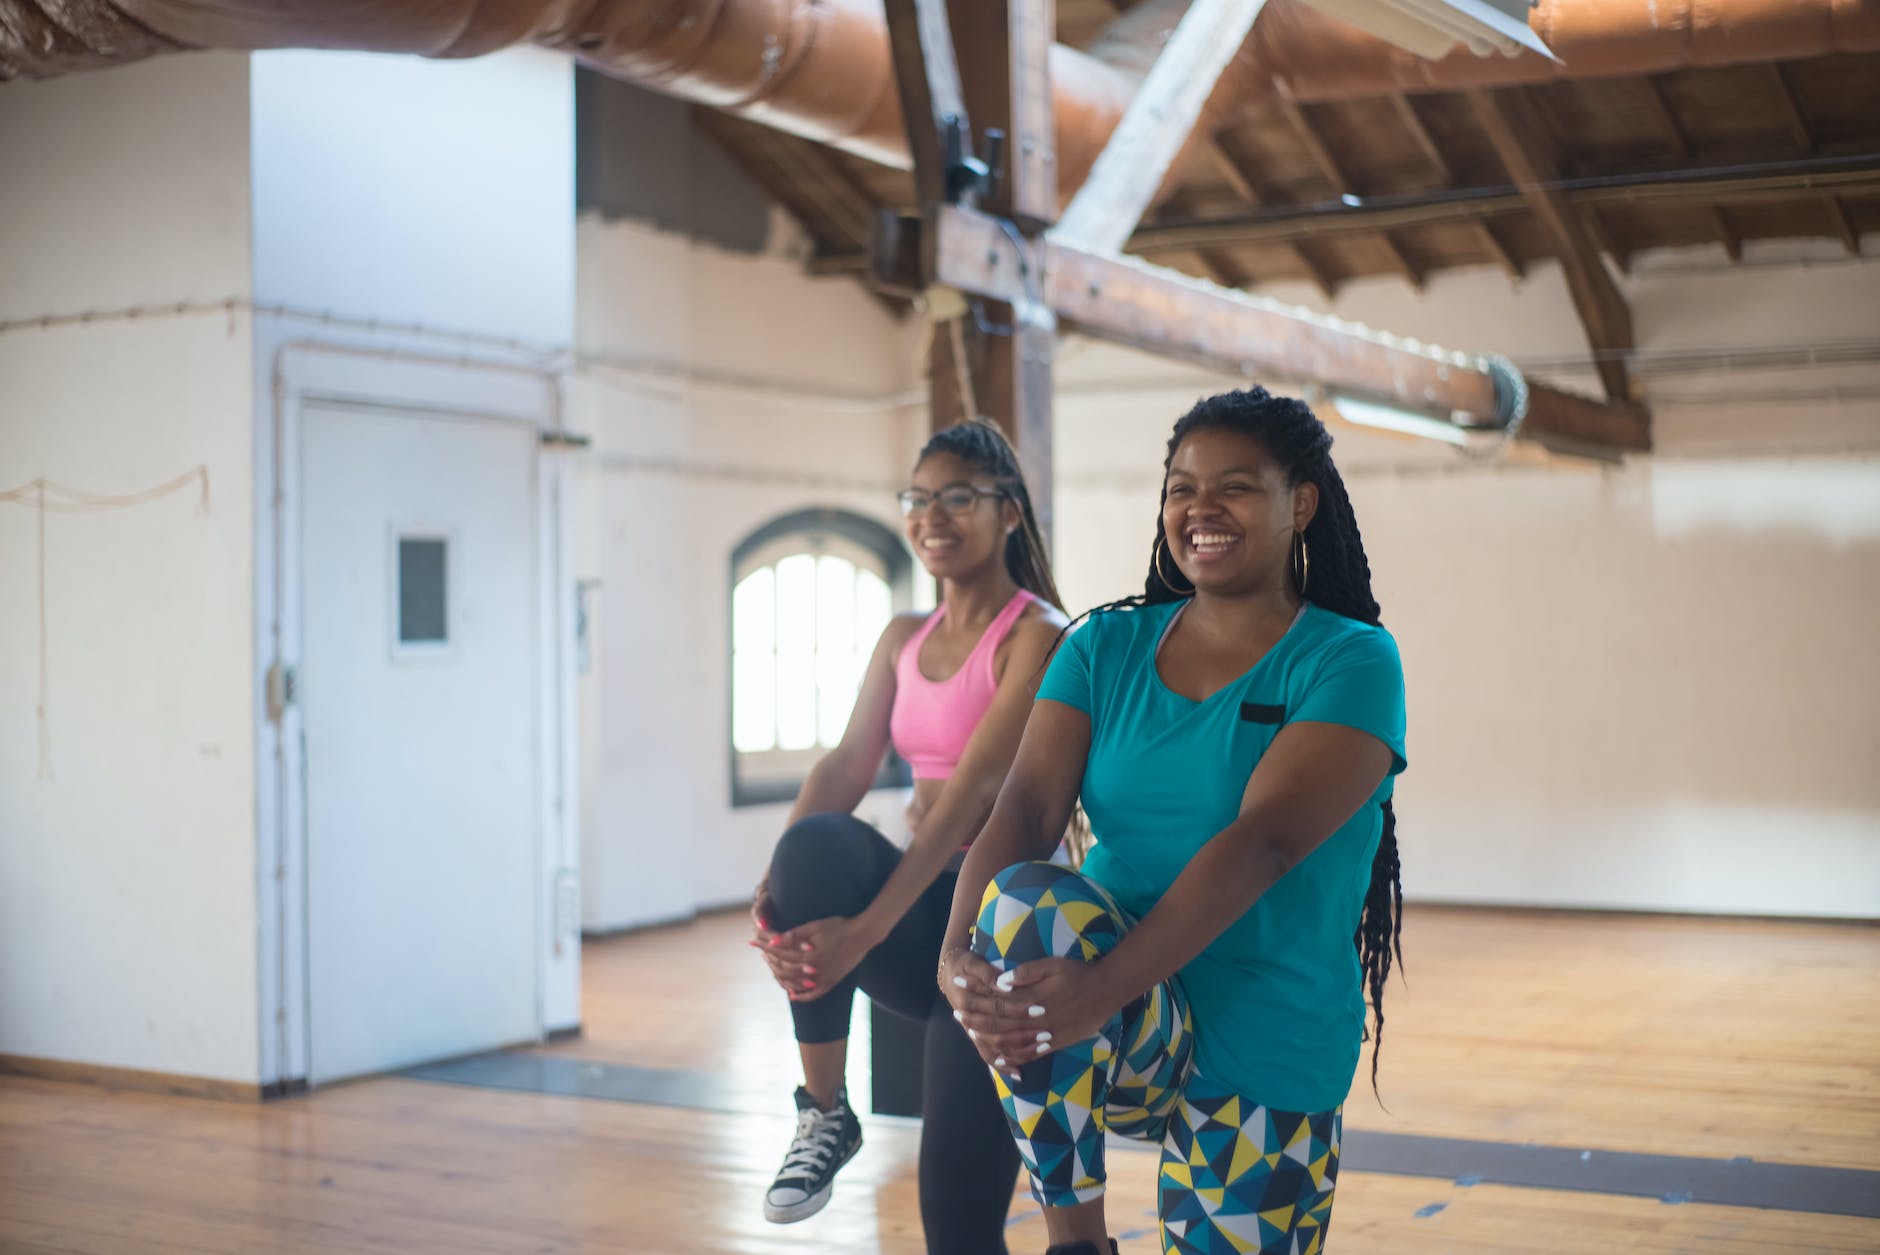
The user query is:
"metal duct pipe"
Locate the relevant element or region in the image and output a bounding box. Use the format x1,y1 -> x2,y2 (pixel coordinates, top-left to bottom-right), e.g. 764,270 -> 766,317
5,0 -> 1876,200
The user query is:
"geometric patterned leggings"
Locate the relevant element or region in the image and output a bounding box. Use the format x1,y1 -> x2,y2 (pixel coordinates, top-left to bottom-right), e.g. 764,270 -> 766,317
973,861 -> 1343,1255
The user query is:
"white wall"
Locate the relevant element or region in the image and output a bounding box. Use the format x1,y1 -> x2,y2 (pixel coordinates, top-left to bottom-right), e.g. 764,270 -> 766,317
1053,251 -> 1880,918
250,48 -> 575,347
571,210 -> 923,930
246,47 -> 581,1072
0,55 -> 262,1080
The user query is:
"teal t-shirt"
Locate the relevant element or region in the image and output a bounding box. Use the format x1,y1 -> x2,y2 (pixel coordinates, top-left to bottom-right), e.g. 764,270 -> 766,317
1037,599 -> 1407,1112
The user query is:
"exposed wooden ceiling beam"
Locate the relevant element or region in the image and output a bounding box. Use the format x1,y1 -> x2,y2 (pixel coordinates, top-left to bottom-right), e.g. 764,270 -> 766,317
1582,208 -> 1633,275
1391,91 -> 1525,281
1643,76 -> 1692,161
1087,0 -> 1387,296
1710,206 -> 1743,262
953,0 -> 1058,231
1390,92 -> 1453,185
943,202 -> 1488,409
1476,218 -> 1525,279
1275,94 -> 1423,289
1522,383 -> 1653,454
1163,190 -> 1255,289
1191,248 -> 1253,288
1091,0 -> 1289,291
945,0 -> 1058,526
1205,134 -> 1338,299
931,203 -> 1650,452
775,137 -> 877,246
811,156 -> 1880,276
691,108 -> 859,252
1467,87 -> 1634,401
1055,0 -> 1271,252
1119,157 -> 1880,251
1824,196 -> 1861,255
1207,140 -> 1262,204
881,0 -> 969,210
1767,63 -> 1815,153
806,251 -> 875,277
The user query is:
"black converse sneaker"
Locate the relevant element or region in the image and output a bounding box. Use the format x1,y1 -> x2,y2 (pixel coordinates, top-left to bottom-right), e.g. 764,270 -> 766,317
763,1085 -> 863,1224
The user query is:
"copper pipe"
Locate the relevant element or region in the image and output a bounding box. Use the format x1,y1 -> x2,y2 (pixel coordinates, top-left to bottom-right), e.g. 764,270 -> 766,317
4,0 -> 1877,199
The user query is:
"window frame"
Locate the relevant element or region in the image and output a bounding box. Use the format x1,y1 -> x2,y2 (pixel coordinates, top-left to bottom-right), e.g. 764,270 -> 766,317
728,509 -> 914,808
386,523 -> 460,665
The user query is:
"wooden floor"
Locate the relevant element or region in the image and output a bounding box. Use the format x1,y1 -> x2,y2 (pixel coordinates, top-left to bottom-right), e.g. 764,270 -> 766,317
4,906 -> 1878,1253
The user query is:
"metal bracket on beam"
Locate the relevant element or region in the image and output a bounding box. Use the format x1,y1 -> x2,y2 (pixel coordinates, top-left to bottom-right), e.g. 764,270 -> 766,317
943,115 -> 993,206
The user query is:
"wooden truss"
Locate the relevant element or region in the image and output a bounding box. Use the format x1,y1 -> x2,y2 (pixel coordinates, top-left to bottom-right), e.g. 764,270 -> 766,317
878,0 -> 1652,531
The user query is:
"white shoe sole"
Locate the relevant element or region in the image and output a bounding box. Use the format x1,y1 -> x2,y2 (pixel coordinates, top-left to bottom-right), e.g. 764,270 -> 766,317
763,1184 -> 833,1224
762,1139 -> 862,1224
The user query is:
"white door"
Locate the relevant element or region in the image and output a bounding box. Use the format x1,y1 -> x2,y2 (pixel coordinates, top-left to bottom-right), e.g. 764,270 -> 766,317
302,400 -> 541,1084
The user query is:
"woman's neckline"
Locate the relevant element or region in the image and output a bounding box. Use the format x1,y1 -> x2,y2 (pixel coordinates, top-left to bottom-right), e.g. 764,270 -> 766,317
1150,598 -> 1310,705
914,587 -> 1030,684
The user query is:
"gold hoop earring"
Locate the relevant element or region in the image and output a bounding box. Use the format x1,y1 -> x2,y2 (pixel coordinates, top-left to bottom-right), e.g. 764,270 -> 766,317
1154,536 -> 1193,593
1291,530 -> 1310,597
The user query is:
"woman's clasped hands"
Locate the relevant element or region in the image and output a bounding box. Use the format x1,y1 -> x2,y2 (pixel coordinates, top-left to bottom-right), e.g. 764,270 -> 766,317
937,943 -> 1120,1081
749,879 -> 879,1002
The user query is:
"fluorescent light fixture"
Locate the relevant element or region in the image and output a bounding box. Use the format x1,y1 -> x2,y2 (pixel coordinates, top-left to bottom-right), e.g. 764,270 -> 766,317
1296,0 -> 1560,61
1330,394 -> 1476,446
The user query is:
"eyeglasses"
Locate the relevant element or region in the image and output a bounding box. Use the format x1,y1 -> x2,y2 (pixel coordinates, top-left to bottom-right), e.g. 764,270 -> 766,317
897,485 -> 1005,517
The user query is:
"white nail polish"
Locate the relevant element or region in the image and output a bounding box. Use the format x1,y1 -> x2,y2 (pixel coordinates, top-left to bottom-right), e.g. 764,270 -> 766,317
995,972 -> 1016,992
1036,1031 -> 1052,1042
1028,1005 -> 1045,1017
968,1029 -> 978,1040
952,976 -> 968,988
1036,1043 -> 1051,1055
952,1009 -> 964,1022
993,1056 -> 1006,1067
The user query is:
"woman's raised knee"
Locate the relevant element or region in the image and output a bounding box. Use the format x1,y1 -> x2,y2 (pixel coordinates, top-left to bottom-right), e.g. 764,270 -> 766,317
771,812 -> 857,874
972,861 -> 1126,966
767,812 -> 883,926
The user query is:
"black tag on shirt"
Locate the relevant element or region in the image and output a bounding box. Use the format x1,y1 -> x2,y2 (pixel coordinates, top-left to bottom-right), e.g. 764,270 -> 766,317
1240,702 -> 1285,724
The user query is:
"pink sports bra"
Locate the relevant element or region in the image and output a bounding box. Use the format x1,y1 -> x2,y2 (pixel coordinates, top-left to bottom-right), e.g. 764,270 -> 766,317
889,589 -> 1038,781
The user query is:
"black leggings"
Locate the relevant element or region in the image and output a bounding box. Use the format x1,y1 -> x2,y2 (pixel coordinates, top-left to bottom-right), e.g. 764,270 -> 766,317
767,811 -> 1021,1255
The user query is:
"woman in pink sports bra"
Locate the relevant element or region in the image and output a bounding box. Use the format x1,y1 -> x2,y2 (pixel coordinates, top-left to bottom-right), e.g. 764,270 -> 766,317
750,420 -> 1068,1251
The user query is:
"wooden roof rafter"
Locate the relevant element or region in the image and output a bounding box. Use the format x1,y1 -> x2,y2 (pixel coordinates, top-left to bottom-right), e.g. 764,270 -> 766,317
1467,86 -> 1636,401
1582,208 -> 1634,275
1160,189 -> 1256,289
1113,156 -> 1880,253
1273,91 -> 1425,289
1766,63 -> 1815,153
1389,91 -> 1524,279
1083,0 -> 1336,300
1055,0 -> 1273,253
1641,75 -> 1692,160
690,106 -> 861,254
1205,134 -> 1340,298
1823,196 -> 1861,255
1710,206 -> 1743,262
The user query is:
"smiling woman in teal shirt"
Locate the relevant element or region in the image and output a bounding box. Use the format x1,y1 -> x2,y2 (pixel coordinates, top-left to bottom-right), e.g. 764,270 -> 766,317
939,388 -> 1407,1255
1045,596 -> 1405,1115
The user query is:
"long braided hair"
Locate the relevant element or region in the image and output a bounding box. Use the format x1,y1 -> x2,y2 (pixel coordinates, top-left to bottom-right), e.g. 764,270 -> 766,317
1084,387 -> 1404,1091
916,419 -> 1064,613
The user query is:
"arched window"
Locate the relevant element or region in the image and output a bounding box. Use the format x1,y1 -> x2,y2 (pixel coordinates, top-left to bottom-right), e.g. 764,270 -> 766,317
730,509 -> 913,806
